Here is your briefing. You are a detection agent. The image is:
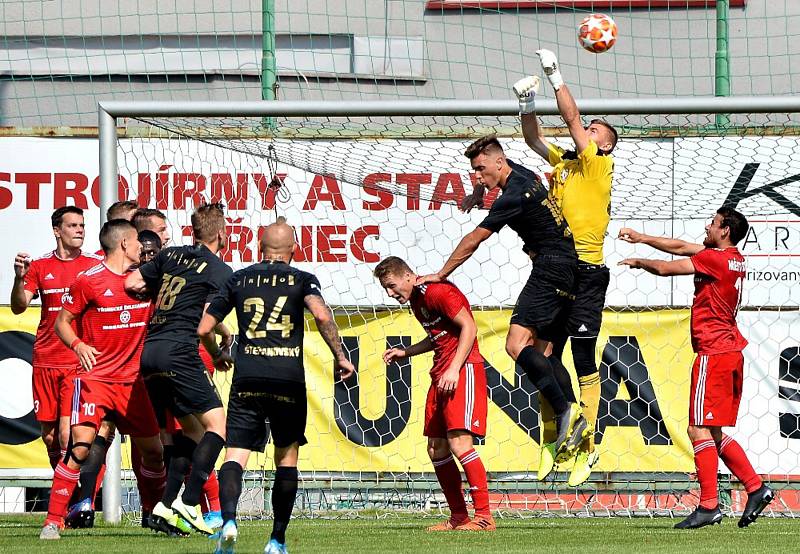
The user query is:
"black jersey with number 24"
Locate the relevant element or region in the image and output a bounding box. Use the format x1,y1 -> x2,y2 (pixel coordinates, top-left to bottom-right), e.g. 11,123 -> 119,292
206,261 -> 323,385
139,244 -> 233,345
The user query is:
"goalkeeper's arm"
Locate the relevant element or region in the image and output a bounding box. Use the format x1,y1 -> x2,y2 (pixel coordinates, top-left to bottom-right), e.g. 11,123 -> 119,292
536,49 -> 589,154
513,75 -> 550,160
618,228 -> 704,256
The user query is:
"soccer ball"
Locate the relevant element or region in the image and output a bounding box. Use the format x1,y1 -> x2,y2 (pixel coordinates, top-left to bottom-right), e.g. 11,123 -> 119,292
578,13 -> 618,54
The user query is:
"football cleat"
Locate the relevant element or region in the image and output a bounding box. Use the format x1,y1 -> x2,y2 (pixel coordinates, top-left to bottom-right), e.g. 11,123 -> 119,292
204,510 -> 224,530
568,449 -> 599,487
172,497 -> 214,535
65,498 -> 95,529
39,522 -> 61,540
455,515 -> 496,531
150,501 -> 191,537
426,517 -> 470,531
537,442 -> 557,481
213,519 -> 238,554
554,403 -> 584,458
674,506 -> 723,529
264,538 -> 289,554
738,485 -> 774,528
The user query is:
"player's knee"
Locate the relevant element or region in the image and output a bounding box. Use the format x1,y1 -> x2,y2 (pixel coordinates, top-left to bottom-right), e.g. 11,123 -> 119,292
40,430 -> 56,448
504,339 -> 521,360
427,439 -> 449,460
68,442 -> 93,466
139,441 -> 164,466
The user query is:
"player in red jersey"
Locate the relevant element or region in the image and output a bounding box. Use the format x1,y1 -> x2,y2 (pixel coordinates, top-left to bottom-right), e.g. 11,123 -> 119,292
10,206 -> 102,470
39,220 -> 165,540
133,208 -> 171,247
374,256 -> 494,531
619,206 -> 773,530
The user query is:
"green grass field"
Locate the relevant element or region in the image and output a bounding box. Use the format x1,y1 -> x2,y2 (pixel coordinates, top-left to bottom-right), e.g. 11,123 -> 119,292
1,514 -> 798,554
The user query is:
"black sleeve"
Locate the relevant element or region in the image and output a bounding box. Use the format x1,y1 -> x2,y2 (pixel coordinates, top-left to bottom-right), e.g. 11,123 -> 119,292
206,274 -> 235,321
303,272 -> 324,299
478,192 -> 520,234
138,249 -> 165,289
205,261 -> 233,304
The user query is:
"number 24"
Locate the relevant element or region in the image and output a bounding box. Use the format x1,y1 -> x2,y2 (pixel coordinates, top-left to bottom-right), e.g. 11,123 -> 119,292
243,296 -> 294,338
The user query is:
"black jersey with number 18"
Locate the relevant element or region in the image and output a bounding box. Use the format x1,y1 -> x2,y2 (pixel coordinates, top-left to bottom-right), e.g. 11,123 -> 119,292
206,261 -> 323,386
139,244 -> 232,345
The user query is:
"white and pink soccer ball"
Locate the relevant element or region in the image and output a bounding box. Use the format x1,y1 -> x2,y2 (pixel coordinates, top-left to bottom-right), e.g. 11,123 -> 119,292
578,13 -> 618,54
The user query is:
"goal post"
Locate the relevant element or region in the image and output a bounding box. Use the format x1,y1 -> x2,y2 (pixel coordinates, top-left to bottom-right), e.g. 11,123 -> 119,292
97,96 -> 800,521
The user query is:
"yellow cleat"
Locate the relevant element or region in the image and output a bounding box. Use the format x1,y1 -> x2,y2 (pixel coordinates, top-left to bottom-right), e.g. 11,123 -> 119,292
171,497 -> 214,535
568,449 -> 599,487
537,442 -> 557,481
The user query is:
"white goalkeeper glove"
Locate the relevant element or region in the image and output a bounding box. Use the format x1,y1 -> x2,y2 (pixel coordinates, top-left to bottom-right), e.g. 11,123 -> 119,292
512,75 -> 540,115
536,49 -> 564,91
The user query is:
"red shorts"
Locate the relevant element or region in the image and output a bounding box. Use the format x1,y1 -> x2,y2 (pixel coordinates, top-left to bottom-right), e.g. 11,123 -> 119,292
71,377 -> 160,437
424,361 -> 487,439
32,366 -> 75,422
689,351 -> 744,427
164,346 -> 216,434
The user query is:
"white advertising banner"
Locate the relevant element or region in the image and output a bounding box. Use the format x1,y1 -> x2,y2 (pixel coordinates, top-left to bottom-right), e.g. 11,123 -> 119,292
0,136 -> 798,308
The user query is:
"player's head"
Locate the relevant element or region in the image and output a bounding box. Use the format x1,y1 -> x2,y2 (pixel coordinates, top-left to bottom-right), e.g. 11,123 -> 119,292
191,202 -> 227,250
106,200 -> 139,221
133,208 -> 171,247
373,256 -> 416,304
260,216 -> 295,263
99,219 -> 140,262
705,206 -> 749,248
138,230 -> 162,264
586,119 -> 618,155
464,135 -> 508,191
51,206 -> 85,249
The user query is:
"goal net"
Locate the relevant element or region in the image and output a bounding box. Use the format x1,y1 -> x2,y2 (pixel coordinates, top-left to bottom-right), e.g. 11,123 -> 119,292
105,98 -> 800,520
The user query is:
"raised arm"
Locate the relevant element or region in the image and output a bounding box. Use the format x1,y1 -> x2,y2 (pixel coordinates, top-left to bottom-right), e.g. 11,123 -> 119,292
618,228 -> 704,256
305,294 -> 355,380
513,75 -> 550,160
10,253 -> 35,314
537,49 -> 589,154
416,227 -> 493,285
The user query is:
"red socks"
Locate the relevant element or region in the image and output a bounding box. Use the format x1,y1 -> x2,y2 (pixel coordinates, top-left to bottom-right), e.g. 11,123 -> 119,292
137,462 -> 166,513
45,462 -> 80,527
432,455 -> 468,521
201,469 -> 221,513
718,434 -> 762,493
457,449 -> 490,518
693,440 -> 719,509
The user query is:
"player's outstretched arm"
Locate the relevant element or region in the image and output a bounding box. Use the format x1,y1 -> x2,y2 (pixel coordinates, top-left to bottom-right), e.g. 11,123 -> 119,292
55,308 -> 100,371
537,49 -> 589,154
306,294 -> 355,380
618,228 -> 704,256
513,75 -> 550,161
618,257 -> 695,277
384,336 -> 434,365
416,227 -> 493,285
437,307 -> 477,395
10,252 -> 34,314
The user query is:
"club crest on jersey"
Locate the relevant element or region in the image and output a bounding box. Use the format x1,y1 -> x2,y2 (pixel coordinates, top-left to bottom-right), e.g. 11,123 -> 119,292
62,292 -> 73,304
420,306 -> 430,319
120,310 -> 131,324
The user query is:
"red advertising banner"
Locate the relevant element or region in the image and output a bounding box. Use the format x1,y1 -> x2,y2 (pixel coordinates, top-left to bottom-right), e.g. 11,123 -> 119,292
426,1 -> 745,9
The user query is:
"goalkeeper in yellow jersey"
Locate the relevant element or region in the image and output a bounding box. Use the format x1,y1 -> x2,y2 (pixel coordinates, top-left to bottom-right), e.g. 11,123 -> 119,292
522,49 -> 616,486
465,49 -> 617,486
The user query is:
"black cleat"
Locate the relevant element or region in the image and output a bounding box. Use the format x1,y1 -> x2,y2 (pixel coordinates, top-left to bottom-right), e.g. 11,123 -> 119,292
554,403 -> 583,457
738,485 -> 774,528
147,514 -> 190,537
65,498 -> 95,529
674,506 -> 723,529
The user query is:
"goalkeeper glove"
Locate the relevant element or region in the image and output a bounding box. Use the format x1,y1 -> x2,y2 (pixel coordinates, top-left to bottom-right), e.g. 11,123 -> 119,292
512,75 -> 540,115
536,49 -> 564,91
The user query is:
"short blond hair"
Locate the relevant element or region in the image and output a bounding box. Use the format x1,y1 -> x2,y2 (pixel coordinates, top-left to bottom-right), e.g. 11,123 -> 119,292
191,202 -> 225,242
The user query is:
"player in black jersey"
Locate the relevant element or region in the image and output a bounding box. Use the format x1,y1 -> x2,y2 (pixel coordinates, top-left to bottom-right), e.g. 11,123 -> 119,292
417,135 -> 586,459
199,217 -> 354,554
125,202 -> 233,535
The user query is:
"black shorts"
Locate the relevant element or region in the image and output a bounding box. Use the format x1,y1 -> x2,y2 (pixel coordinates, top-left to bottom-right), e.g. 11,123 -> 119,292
562,262 -> 610,337
511,255 -> 576,338
226,380 -> 308,451
140,341 -> 223,423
